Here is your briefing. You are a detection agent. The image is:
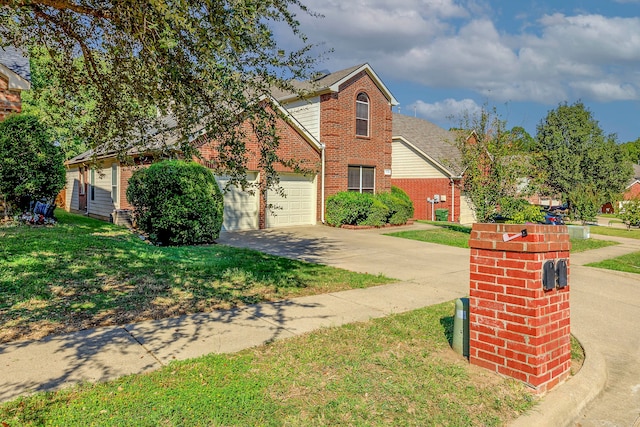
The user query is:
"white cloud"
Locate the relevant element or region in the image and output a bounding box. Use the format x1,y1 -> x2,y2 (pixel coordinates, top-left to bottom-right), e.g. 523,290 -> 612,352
288,1 -> 640,105
411,98 -> 481,123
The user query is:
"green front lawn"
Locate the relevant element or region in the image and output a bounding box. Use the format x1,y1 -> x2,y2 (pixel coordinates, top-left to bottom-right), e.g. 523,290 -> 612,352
0,211 -> 392,343
586,253 -> 640,274
589,225 -> 640,239
0,301 -> 538,426
387,223 -> 619,253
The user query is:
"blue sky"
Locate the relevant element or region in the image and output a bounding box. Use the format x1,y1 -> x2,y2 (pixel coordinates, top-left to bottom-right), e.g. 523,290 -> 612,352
282,0 -> 640,142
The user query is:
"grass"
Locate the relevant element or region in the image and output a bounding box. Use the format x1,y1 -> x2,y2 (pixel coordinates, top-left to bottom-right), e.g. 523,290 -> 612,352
586,253 -> 640,274
589,225 -> 640,239
386,223 -> 472,248
0,211 -> 392,343
387,222 -> 619,253
0,301 -> 540,426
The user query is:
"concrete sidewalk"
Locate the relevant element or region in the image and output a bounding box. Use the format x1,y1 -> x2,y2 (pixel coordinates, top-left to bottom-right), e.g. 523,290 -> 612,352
0,280 -> 459,403
1,223 -> 639,426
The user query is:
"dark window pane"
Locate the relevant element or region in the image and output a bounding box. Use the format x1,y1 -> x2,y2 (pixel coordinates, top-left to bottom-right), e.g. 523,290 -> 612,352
348,166 -> 360,190
362,167 -> 375,191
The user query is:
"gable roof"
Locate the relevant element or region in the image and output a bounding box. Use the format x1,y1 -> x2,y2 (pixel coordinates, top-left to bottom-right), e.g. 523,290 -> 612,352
272,63 -> 398,106
66,97 -> 323,166
392,113 -> 463,177
0,47 -> 30,90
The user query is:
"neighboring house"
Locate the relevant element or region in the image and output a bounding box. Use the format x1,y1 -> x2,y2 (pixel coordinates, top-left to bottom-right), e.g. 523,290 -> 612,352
0,47 -> 30,121
390,114 -> 474,224
65,63 -> 398,230
624,164 -> 640,200
602,163 -> 640,213
600,164 -> 640,213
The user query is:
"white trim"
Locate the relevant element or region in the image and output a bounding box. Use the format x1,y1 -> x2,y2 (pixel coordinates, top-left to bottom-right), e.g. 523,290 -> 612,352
328,64 -> 398,106
0,64 -> 30,91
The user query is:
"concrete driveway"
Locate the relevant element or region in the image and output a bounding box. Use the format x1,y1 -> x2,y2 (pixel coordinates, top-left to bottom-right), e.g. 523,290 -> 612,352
218,222 -> 470,303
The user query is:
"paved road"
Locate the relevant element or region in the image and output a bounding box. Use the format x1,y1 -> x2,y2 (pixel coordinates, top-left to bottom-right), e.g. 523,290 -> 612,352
570,234 -> 640,427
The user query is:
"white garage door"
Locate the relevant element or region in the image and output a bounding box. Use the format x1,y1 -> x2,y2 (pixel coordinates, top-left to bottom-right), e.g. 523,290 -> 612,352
216,173 -> 259,231
266,174 -> 316,228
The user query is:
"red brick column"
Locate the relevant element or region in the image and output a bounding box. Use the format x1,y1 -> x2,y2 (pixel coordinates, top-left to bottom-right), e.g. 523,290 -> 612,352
468,223 -> 571,394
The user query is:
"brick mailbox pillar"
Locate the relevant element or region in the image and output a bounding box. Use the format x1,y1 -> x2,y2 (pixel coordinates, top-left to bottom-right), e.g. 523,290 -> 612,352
468,223 -> 571,394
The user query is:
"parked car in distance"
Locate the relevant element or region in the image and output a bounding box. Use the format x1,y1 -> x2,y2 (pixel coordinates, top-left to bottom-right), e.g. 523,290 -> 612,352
543,211 -> 565,225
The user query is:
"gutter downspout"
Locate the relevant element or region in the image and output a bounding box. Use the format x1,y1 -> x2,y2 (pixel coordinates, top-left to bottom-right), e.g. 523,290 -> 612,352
450,178 -> 455,222
321,143 -> 326,223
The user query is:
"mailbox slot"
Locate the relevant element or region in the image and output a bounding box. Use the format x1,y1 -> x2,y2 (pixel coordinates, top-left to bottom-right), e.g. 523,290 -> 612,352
543,260 -> 556,291
556,259 -> 568,288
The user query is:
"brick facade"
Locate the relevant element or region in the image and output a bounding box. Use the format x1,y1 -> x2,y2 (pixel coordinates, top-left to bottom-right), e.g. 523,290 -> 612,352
468,223 -> 571,394
0,75 -> 22,121
391,178 -> 460,221
320,70 -> 393,200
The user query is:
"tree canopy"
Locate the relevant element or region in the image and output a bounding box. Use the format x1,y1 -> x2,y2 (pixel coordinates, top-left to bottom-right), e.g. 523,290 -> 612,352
452,106 -> 534,223
534,101 -> 633,221
0,0 -> 319,187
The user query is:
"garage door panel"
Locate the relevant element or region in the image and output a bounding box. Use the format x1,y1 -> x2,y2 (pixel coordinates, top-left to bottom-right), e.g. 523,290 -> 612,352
266,174 -> 316,228
216,173 -> 259,231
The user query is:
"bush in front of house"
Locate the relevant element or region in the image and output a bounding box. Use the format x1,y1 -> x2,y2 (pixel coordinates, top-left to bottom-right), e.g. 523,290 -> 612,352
325,186 -> 414,227
377,186 -> 415,225
126,160 -> 224,245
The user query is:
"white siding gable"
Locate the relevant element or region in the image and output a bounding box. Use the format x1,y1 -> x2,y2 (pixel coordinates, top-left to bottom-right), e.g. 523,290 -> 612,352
283,97 -> 321,140
392,140 -> 449,179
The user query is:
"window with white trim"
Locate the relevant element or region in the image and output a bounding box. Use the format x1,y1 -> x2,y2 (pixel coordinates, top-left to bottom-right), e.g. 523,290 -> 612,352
111,164 -> 118,203
348,166 -> 375,193
356,92 -> 369,137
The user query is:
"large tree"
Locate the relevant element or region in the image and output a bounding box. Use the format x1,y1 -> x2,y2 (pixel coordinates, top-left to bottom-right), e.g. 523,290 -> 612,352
0,114 -> 66,218
535,101 -> 633,221
21,47 -> 96,160
452,106 -> 534,223
0,0 -> 319,187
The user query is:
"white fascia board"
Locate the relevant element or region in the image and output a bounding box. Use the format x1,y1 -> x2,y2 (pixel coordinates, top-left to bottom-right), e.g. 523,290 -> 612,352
393,135 -> 456,178
327,64 -> 399,106
0,64 -> 30,90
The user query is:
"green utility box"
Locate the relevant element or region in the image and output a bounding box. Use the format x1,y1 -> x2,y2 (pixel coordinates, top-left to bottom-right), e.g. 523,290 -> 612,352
453,297 -> 469,357
435,208 -> 449,221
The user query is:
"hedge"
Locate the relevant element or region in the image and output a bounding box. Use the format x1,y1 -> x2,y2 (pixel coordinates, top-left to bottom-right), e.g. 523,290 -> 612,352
325,186 -> 414,227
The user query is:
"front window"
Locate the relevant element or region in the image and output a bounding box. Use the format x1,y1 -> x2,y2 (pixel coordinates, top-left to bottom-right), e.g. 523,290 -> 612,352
356,92 -> 369,137
348,166 -> 375,193
111,164 -> 118,203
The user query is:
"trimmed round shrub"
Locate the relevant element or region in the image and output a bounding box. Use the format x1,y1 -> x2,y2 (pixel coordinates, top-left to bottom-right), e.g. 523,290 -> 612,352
325,191 -> 373,226
126,160 -> 224,246
378,186 -> 414,225
360,197 -> 389,227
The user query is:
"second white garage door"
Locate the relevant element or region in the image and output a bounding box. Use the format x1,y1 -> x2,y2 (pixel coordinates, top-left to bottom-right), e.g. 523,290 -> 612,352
266,174 -> 316,228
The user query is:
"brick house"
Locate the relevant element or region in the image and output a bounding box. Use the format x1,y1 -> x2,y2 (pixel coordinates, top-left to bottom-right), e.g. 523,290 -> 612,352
626,164 -> 640,200
0,47 -> 30,121
65,63 -> 399,230
391,114 -> 475,224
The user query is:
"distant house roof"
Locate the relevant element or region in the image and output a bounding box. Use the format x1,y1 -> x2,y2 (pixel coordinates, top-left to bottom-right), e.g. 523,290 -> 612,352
627,163 -> 640,188
392,113 -> 464,176
271,63 -> 398,106
0,47 -> 30,90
